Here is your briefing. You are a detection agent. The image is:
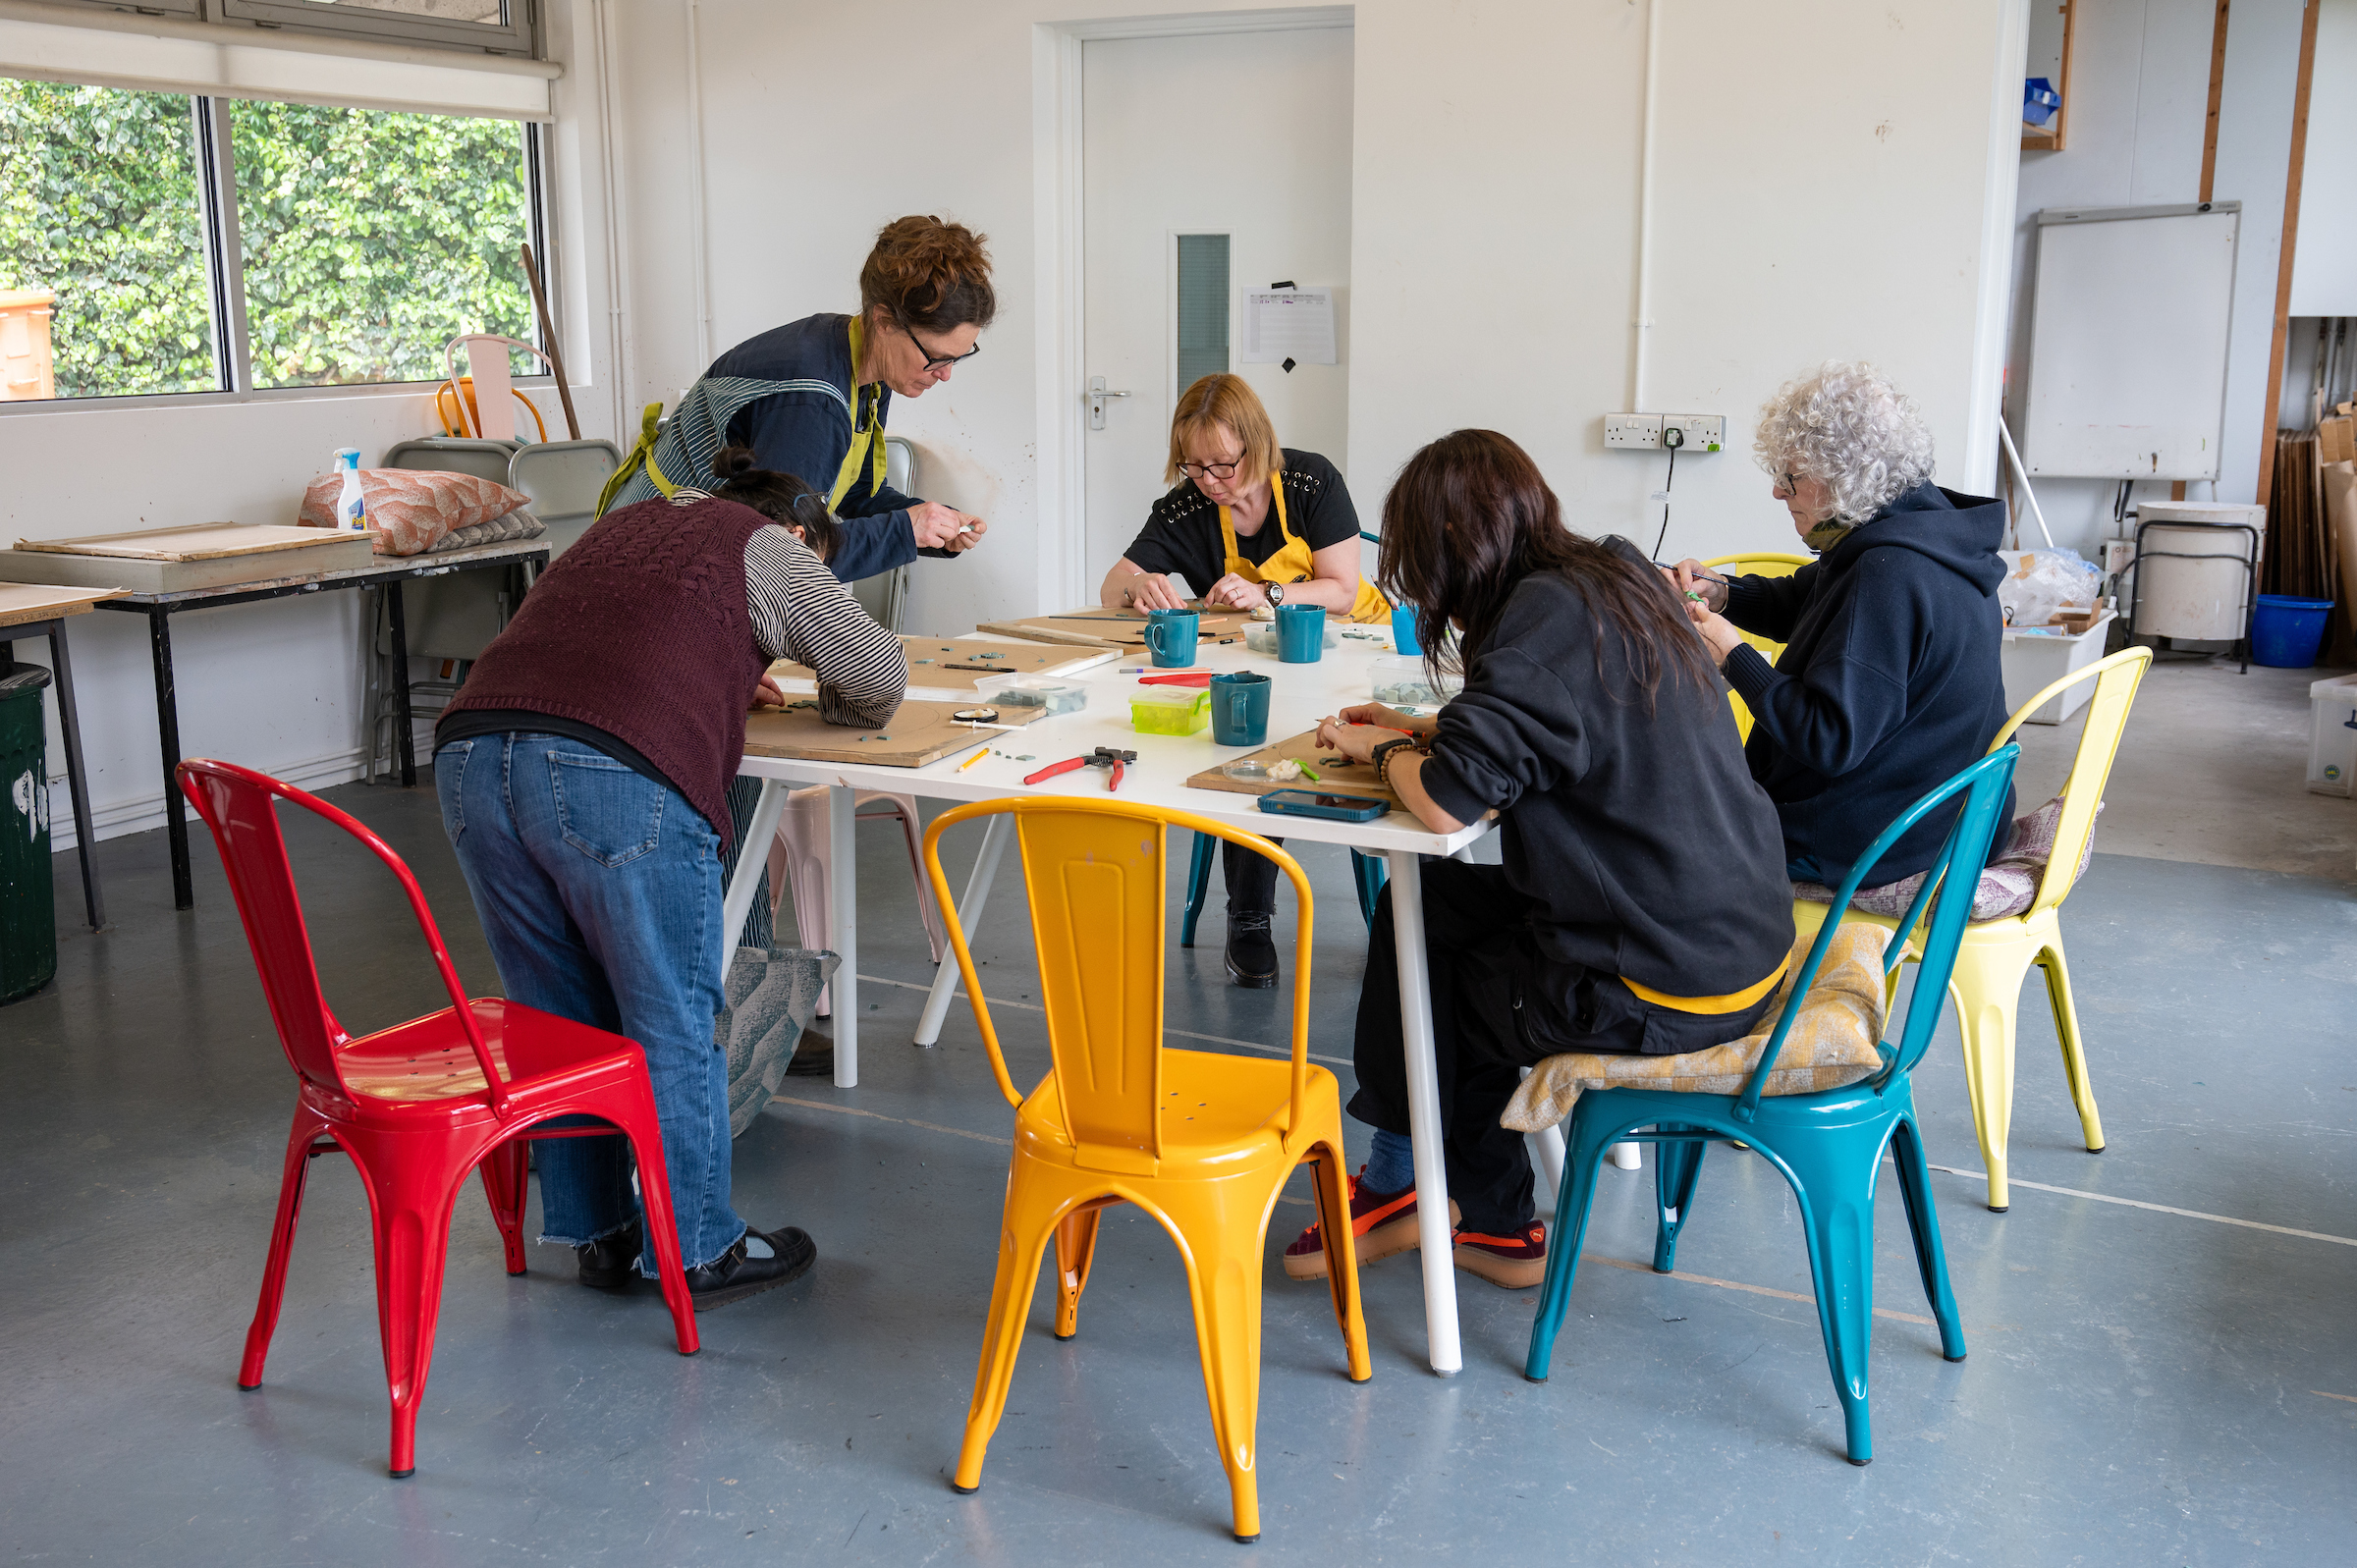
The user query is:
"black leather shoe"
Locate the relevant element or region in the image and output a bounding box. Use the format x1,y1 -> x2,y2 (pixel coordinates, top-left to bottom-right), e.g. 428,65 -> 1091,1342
785,1026 -> 834,1078
686,1224 -> 816,1312
576,1221 -> 643,1290
1225,910 -> 1279,989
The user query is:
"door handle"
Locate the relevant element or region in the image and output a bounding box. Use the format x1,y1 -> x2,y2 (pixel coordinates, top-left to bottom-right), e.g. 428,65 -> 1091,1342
1089,376 -> 1130,431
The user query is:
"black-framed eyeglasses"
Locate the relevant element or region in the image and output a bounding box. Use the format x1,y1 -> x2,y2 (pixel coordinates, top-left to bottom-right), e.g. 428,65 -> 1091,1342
1777,470 -> 1802,498
901,315 -> 980,373
1176,454 -> 1246,481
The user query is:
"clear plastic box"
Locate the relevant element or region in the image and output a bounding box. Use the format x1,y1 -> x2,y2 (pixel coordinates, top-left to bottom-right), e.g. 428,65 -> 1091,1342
1370,654 -> 1461,707
972,672 -> 1089,716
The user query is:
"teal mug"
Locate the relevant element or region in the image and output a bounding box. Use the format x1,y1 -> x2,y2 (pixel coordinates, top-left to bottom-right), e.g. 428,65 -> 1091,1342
1275,604 -> 1326,664
1143,607 -> 1199,668
1210,671 -> 1271,747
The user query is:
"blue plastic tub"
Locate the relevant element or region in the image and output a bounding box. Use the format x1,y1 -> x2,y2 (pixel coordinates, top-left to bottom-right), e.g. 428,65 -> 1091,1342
2250,594 -> 2334,669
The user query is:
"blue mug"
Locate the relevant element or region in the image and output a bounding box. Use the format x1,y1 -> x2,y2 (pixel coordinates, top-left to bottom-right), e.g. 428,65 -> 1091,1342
1143,607 -> 1199,668
1210,672 -> 1271,747
1391,603 -> 1421,656
1275,604 -> 1326,664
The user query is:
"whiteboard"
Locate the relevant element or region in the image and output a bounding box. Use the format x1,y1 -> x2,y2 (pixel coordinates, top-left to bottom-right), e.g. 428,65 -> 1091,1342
2021,203 -> 2240,480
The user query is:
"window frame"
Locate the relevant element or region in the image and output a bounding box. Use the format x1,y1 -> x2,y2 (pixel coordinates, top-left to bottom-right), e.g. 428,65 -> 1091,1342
0,89 -> 554,416
48,0 -> 538,58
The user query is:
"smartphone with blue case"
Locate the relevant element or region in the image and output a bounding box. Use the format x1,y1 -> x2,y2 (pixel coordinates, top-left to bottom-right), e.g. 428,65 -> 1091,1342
1256,789 -> 1386,823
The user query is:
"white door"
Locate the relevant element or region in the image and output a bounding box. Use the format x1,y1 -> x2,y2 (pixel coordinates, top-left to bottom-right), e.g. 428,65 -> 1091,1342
1080,27 -> 1354,594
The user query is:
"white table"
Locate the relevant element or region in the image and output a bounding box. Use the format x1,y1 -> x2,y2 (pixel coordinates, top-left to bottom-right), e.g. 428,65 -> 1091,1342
727,626 -> 1513,1376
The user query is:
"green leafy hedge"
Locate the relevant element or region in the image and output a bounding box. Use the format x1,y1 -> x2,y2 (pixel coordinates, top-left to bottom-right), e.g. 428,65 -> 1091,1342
0,79 -> 534,400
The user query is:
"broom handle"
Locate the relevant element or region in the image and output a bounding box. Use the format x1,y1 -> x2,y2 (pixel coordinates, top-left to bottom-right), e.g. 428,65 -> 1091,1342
520,243 -> 581,441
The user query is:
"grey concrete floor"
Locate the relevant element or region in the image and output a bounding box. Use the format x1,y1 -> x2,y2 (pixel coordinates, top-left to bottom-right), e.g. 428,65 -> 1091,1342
3,667 -> 2353,1565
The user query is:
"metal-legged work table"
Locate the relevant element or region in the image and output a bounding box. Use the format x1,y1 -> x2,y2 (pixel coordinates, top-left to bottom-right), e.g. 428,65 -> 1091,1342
95,539 -> 548,910
0,585 -> 112,930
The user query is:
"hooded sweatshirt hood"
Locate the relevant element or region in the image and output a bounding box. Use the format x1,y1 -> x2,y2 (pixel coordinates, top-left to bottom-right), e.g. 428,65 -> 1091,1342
1818,484 -> 2007,595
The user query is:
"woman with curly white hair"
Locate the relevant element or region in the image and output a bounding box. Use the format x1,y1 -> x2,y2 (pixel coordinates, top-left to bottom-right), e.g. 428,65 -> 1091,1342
1667,361 -> 2012,890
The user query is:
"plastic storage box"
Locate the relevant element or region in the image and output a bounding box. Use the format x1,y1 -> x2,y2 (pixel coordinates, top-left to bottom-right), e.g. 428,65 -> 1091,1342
2309,674 -> 2357,797
972,673 -> 1089,716
1369,654 -> 1462,707
1999,612 -> 2113,726
1129,686 -> 1211,735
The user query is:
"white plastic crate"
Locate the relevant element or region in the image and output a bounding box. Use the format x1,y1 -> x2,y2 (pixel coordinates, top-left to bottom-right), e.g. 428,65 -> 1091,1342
2309,674 -> 2357,797
2000,612 -> 2113,726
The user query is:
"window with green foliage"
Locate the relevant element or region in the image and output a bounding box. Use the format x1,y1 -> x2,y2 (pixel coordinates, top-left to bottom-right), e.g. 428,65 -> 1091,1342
0,77 -> 541,404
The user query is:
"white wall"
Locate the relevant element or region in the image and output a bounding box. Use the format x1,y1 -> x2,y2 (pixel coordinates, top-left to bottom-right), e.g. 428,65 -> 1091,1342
0,0 -> 628,849
2006,0 -> 2309,558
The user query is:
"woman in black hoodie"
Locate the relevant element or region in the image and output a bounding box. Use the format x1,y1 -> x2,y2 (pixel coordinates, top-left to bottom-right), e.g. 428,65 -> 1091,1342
1668,361 -> 2013,890
1280,430 -> 1792,1291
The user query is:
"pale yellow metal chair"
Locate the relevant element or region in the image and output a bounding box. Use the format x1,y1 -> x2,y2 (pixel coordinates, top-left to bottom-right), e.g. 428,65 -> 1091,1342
1701,552 -> 1811,740
1792,646 -> 2151,1211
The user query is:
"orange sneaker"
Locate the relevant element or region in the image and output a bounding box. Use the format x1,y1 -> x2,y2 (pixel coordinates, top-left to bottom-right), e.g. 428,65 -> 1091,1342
1453,1219 -> 1548,1289
1282,1170 -> 1430,1281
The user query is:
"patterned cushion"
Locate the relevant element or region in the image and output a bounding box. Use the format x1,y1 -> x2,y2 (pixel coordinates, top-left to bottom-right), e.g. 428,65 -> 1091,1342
300,467 -> 530,556
1793,794 -> 2101,924
1500,923 -> 1891,1134
429,506 -> 546,554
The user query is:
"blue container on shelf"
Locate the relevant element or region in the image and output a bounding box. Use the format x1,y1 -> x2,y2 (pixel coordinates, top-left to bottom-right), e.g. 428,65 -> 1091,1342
2250,595 -> 2334,669
2023,77 -> 2059,128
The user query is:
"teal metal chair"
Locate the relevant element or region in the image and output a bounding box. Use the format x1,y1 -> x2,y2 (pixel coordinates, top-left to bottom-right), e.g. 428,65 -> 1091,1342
1523,744 -> 2021,1467
1178,833 -> 1387,946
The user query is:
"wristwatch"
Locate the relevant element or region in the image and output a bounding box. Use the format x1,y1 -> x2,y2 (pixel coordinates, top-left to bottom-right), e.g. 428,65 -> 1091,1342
1371,735 -> 1416,784
1264,581 -> 1286,610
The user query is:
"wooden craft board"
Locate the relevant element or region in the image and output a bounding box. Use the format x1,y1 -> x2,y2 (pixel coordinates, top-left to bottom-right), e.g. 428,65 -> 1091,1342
742,698 -> 1049,768
0,583 -> 125,628
769,635 -> 1100,692
985,606 -> 1257,649
15,522 -> 356,562
1183,730 -> 1401,804
0,527 -> 374,593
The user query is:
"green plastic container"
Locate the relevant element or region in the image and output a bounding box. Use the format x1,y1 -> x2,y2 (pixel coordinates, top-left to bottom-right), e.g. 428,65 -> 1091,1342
0,663 -> 56,1003
1129,686 -> 1211,735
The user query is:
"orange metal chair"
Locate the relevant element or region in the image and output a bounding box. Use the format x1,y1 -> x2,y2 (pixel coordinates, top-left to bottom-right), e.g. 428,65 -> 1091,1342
1701,551 -> 1811,740
179,759 -> 699,1479
925,797 -> 1370,1543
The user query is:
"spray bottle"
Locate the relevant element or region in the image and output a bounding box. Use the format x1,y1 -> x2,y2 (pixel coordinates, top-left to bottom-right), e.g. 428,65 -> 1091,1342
333,448 -> 367,532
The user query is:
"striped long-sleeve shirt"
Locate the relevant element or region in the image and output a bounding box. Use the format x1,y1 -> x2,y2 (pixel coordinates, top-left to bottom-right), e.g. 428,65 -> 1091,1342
668,486 -> 906,728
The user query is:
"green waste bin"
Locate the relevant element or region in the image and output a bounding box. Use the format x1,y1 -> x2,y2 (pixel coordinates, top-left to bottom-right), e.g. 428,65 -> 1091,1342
1,662 -> 57,1004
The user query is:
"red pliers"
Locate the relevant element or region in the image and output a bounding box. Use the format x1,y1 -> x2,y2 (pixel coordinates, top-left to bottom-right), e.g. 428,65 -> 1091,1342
1024,746 -> 1137,791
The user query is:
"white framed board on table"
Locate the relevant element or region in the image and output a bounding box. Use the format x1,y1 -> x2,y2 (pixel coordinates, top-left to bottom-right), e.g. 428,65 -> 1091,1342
2019,202 -> 2241,480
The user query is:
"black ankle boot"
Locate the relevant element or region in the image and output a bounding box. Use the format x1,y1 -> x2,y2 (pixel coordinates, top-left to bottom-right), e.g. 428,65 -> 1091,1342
1226,909 -> 1279,989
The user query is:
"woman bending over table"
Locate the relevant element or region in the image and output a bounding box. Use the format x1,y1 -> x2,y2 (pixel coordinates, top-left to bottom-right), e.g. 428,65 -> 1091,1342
1284,429 -> 1791,1290
1666,361 -> 2012,892
1100,373 -> 1388,989
432,485 -> 905,1312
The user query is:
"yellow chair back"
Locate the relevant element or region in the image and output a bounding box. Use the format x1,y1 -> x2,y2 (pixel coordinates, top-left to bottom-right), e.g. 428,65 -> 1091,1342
1702,552 -> 1811,740
1986,645 -> 2151,919
922,796 -> 1317,1159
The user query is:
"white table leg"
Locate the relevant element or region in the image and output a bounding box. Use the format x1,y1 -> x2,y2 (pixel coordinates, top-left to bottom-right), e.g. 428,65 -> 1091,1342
1386,846 -> 1461,1378
1610,1140 -> 1644,1170
1528,1122 -> 1566,1211
829,784 -> 858,1088
719,781 -> 789,991
914,814 -> 1010,1046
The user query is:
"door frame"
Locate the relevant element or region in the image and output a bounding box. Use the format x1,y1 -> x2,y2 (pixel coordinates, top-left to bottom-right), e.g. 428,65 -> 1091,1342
1031,6 -> 1352,614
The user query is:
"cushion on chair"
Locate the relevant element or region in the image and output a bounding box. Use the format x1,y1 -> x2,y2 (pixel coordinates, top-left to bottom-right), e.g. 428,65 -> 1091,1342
300,467 -> 531,556
1500,923 -> 1891,1134
430,506 -> 546,554
718,945 -> 840,1136
1792,794 -> 2101,925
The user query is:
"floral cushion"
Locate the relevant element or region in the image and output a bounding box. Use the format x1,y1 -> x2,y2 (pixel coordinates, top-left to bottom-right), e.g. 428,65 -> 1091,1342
1792,794 -> 2100,924
300,467 -> 530,556
1501,923 -> 1891,1134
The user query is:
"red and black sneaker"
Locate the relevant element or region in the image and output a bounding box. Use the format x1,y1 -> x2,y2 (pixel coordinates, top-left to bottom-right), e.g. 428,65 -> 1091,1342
1453,1219 -> 1548,1289
1282,1169 -> 1435,1281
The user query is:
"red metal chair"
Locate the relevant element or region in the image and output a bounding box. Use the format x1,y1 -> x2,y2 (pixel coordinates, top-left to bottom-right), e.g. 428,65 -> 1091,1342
178,759 -> 700,1479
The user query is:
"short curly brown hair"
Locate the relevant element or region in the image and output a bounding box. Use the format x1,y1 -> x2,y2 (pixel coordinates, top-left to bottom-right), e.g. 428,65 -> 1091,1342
858,215 -> 996,333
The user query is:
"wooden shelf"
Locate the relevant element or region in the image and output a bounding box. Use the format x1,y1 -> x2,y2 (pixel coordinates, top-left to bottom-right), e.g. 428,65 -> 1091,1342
2021,0 -> 2075,152
2022,129 -> 2062,152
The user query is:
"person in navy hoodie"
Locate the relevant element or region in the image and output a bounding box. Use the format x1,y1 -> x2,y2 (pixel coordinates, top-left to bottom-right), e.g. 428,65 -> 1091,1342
1668,361 -> 2013,892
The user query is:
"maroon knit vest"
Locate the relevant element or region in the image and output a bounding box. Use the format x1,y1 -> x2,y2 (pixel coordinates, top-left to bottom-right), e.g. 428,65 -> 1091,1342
444,497 -> 769,848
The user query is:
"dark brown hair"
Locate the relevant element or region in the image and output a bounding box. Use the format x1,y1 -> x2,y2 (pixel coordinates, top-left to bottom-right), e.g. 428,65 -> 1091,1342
710,446 -> 839,563
858,215 -> 996,333
1378,429 -> 1714,708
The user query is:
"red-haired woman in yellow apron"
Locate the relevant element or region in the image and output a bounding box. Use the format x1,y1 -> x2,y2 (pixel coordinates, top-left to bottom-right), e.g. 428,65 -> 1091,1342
1102,374 -> 1388,989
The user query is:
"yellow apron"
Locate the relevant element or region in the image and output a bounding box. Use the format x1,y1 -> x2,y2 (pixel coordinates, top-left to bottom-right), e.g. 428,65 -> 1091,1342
831,315 -> 891,511
1218,473 -> 1391,622
594,401 -> 674,516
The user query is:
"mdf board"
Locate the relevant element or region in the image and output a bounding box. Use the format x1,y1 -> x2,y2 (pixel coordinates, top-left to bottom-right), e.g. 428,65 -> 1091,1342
741,699 -> 1047,768
2022,203 -> 2241,479
768,636 -> 1097,692
0,525 -> 373,592
1182,730 -> 1401,806
0,583 -> 123,627
987,607 -> 1257,649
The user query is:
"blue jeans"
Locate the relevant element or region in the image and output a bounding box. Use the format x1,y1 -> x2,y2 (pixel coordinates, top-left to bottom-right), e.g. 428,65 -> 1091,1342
434,733 -> 747,1272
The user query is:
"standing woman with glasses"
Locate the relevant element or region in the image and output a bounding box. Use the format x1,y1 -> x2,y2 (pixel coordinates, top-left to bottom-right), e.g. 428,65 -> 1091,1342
599,214 -> 996,585
1100,373 -> 1390,991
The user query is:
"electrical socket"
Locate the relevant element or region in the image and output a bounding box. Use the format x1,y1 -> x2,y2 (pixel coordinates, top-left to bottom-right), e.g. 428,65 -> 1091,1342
2101,539 -> 2136,573
1605,413 -> 1665,450
1662,414 -> 1726,454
